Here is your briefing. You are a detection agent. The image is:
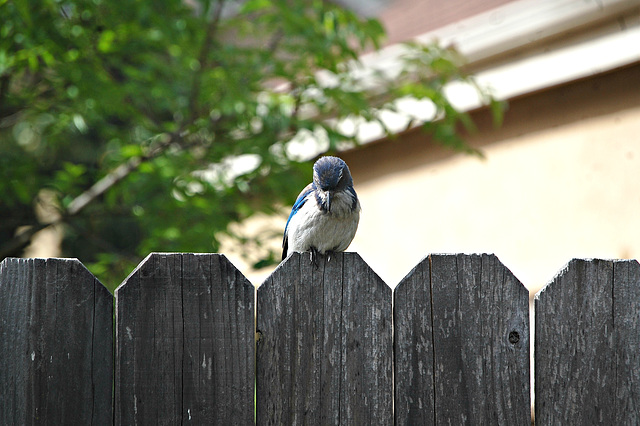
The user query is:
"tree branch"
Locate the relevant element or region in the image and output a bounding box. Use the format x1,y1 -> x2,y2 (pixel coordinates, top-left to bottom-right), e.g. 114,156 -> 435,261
67,131 -> 187,216
0,131 -> 188,259
66,157 -> 141,215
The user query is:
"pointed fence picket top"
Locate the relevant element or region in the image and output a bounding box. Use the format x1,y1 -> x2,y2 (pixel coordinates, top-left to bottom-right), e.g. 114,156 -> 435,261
0,258 -> 113,425
114,253 -> 255,425
394,254 -> 530,425
535,259 -> 640,424
256,252 -> 393,425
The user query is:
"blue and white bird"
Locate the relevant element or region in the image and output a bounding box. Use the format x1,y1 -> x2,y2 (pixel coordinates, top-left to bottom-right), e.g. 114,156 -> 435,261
282,156 -> 361,261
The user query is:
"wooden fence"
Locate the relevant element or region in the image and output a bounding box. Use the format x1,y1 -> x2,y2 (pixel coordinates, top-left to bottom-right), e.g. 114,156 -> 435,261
0,252 -> 638,424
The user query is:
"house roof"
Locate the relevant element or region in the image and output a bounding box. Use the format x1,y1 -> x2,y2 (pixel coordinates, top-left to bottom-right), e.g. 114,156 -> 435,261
354,0 -> 640,143
284,0 -> 640,160
380,0 -> 516,46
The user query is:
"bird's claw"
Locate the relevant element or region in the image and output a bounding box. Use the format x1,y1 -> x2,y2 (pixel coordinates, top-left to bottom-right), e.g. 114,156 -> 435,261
308,248 -> 335,268
310,247 -> 320,268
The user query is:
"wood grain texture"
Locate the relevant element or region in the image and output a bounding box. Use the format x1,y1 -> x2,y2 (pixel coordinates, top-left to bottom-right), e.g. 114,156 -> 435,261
256,252 -> 392,425
394,257 -> 435,425
395,254 -> 530,425
613,260 -> 640,424
114,253 -> 254,425
6,253 -> 639,423
0,257 -> 113,425
535,259 -> 640,424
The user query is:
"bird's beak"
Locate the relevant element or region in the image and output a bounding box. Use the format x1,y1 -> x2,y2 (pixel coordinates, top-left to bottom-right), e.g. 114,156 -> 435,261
326,192 -> 332,211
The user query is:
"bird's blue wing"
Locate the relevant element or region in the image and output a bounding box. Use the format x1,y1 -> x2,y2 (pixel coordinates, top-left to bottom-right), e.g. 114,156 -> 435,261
282,183 -> 313,258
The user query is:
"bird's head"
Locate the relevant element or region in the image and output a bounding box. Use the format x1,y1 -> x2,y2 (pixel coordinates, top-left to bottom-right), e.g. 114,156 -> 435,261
312,156 -> 353,211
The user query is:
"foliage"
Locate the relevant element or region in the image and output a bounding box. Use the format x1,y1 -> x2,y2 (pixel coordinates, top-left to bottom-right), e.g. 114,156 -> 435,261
1,0 -> 501,291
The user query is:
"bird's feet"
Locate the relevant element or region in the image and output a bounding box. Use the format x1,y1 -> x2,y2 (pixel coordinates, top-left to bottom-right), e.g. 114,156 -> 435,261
308,248 -> 335,268
309,247 -> 320,268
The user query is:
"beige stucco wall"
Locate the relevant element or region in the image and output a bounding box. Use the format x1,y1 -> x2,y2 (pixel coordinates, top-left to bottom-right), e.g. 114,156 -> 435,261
349,105 -> 640,293
226,64 -> 640,294
228,101 -> 640,293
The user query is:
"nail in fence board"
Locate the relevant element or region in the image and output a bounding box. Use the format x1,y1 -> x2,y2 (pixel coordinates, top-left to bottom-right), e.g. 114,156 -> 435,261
114,253 -> 254,425
256,252 -> 392,425
535,259 -> 640,424
394,254 -> 530,424
0,258 -> 113,425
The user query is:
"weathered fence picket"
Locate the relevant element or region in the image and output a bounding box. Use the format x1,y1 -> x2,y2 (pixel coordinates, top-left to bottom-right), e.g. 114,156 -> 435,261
394,254 -> 530,424
256,252 -> 393,425
1,253 -> 639,425
535,258 -> 640,424
114,253 -> 254,425
0,258 -> 113,425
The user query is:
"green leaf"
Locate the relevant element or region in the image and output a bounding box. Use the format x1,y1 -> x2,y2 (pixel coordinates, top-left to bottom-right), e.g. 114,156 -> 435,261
490,98 -> 507,128
240,0 -> 272,14
98,30 -> 116,53
121,144 -> 144,159
13,0 -> 32,28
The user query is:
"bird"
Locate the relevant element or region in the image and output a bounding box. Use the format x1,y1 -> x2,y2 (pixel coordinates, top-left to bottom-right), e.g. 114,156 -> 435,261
282,156 -> 361,262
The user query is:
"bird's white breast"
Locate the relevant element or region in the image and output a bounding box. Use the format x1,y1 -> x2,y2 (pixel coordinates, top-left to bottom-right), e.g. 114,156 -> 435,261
287,191 -> 360,254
